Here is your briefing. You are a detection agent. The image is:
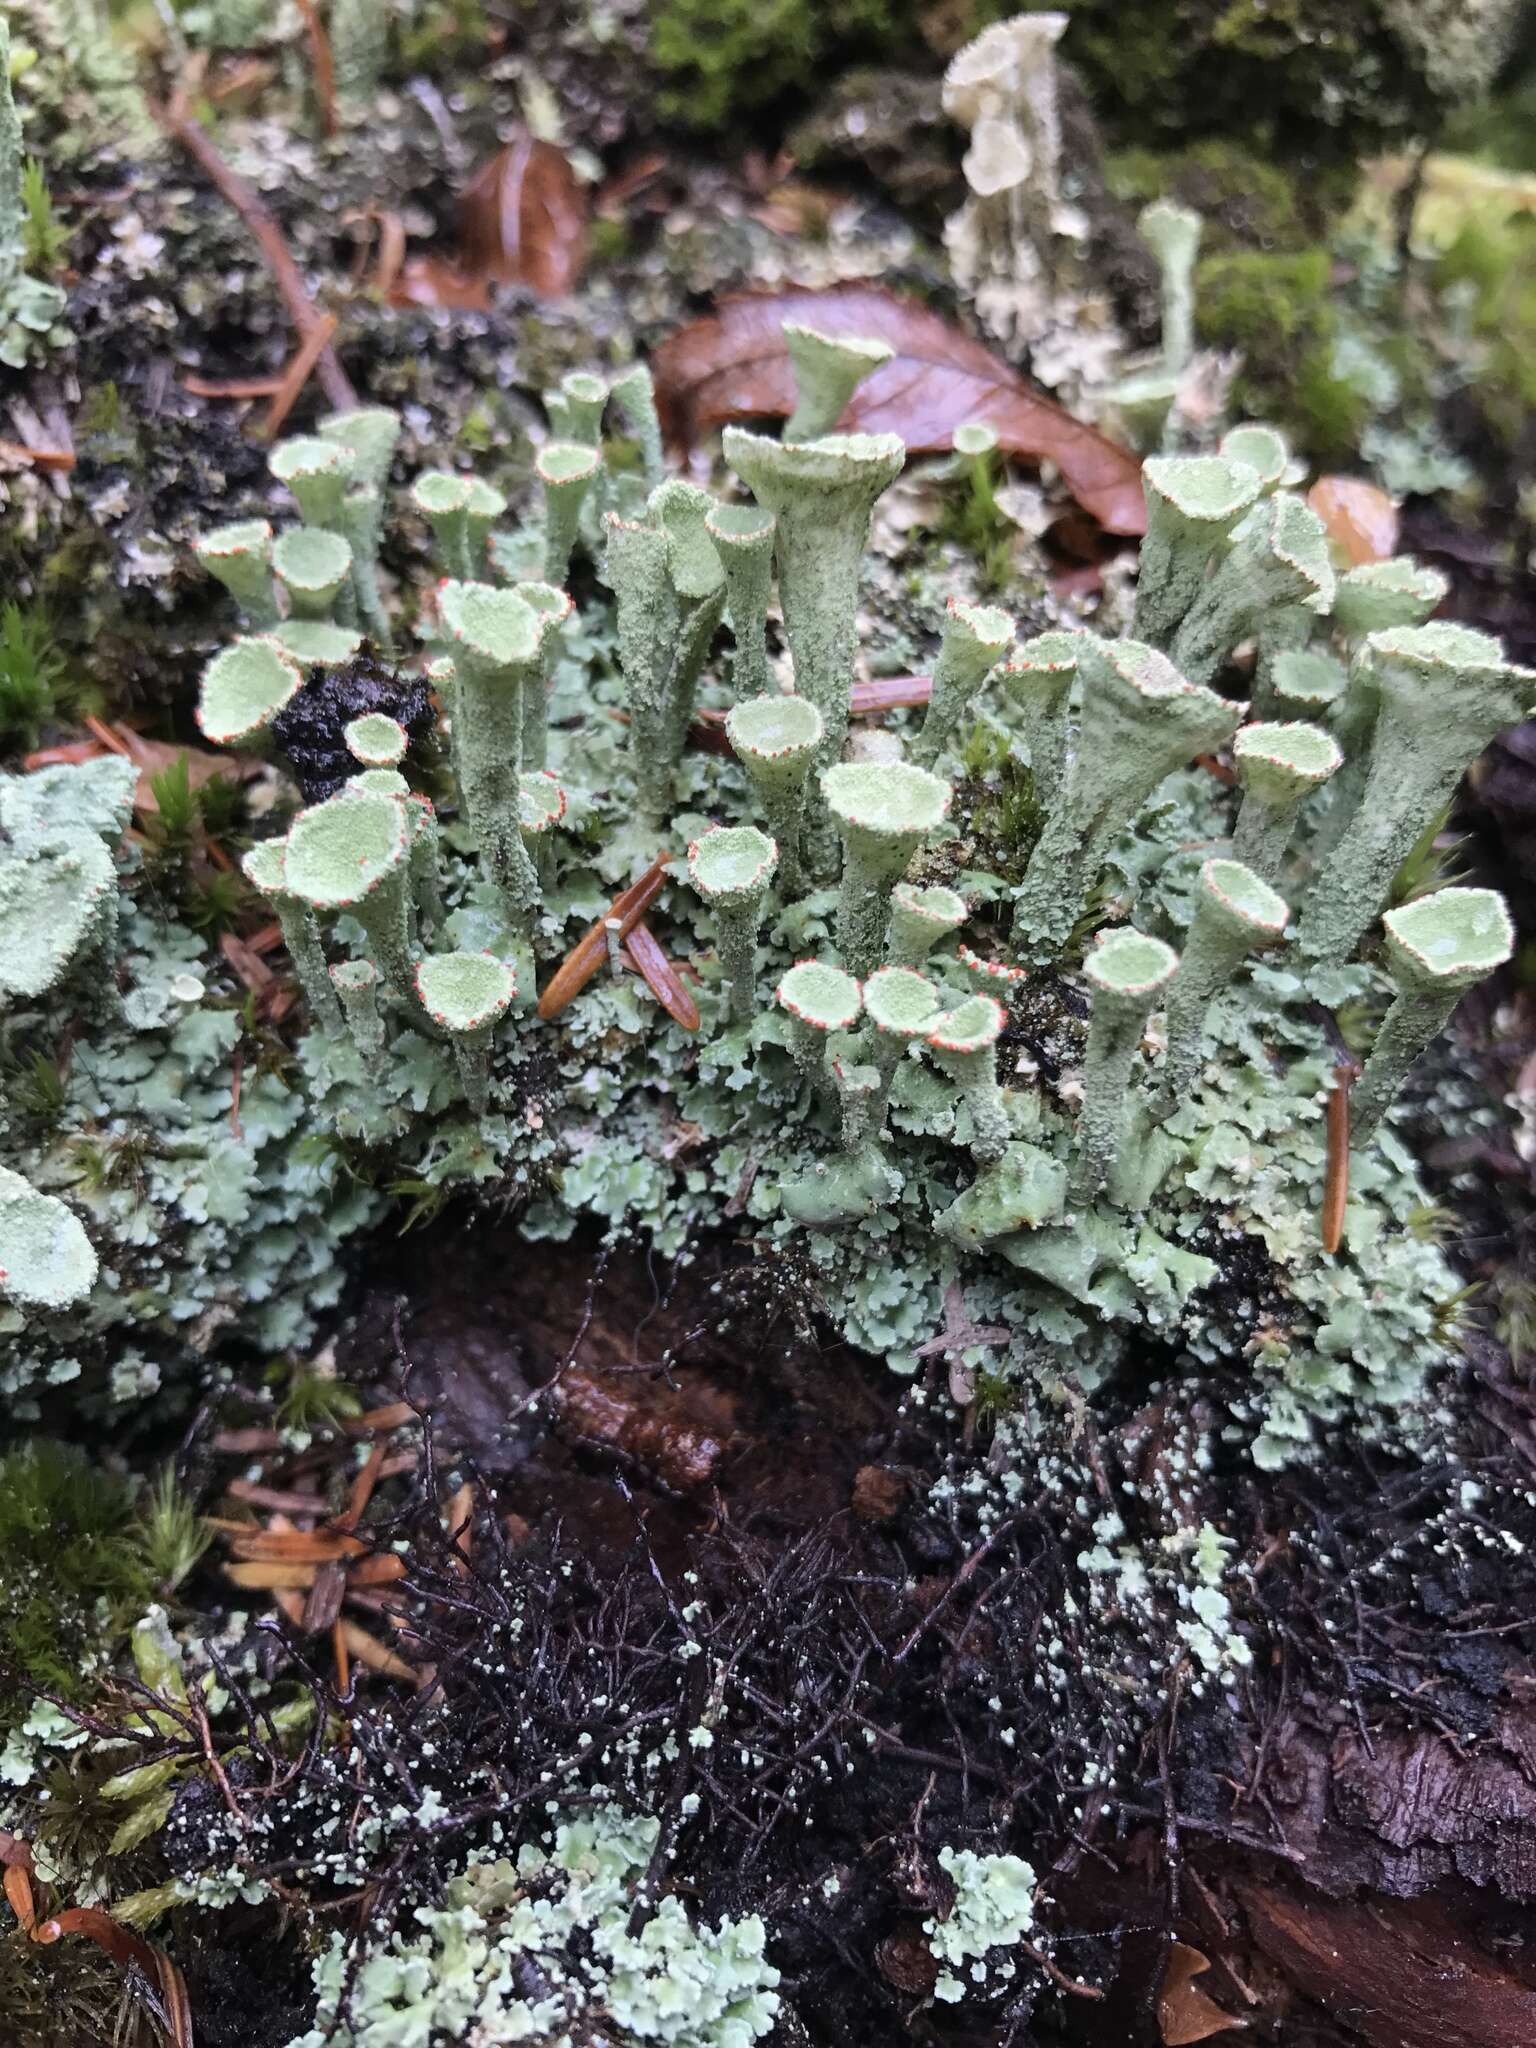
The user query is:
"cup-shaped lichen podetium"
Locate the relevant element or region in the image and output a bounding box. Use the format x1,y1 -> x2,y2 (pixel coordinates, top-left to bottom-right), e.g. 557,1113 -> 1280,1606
1218,423 -> 1289,494
519,582 -> 575,774
1070,928 -> 1178,1206
1268,649 -> 1347,722
997,631 -> 1080,816
196,519 -> 278,626
414,951 -> 517,1118
329,956 -> 385,1070
1171,491 -> 1335,688
548,370 -> 608,446
1014,639 -> 1241,961
0,1166 -> 98,1314
273,527 -> 354,620
439,580 -> 546,924
862,965 -> 940,1128
537,442 -> 602,585
317,407 -> 402,647
345,713 -> 409,771
885,881 -> 967,968
269,435 -> 349,529
706,503 -> 777,699
723,428 -> 906,774
1349,887 -> 1513,1149
1297,623 -> 1534,964
912,597 -> 1014,766
776,958 -> 862,1097
688,826 -> 779,1022
196,637 -> 304,751
610,362 -> 665,488
1132,455 -> 1261,649
1230,721 -> 1341,881
411,471 -> 474,580
823,760 -> 952,977
781,323 -> 894,442
724,693 -> 824,897
241,839 -> 344,1031
1330,556 -> 1447,641
271,622 -> 364,670
925,993 -> 1009,1166
1158,859 -> 1289,1111
281,788 -> 416,1009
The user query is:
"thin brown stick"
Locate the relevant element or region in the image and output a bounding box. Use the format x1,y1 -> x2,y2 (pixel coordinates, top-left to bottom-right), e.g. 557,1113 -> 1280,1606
1321,1067 -> 1353,1256
153,102 -> 355,411
261,310 -> 339,438
292,0 -> 338,137
181,371 -> 287,399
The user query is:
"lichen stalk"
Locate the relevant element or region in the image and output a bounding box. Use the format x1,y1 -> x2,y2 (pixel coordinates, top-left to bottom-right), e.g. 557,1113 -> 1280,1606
1157,860 -> 1288,1112
1070,929 -> 1178,1206
913,597 -> 1014,765
926,996 -> 1009,1167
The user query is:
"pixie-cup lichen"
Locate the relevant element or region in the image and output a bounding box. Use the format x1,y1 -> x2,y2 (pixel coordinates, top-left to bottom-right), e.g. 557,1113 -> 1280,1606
913,597 -> 1014,767
781,321 -> 893,441
1070,929 -> 1178,1206
196,638 -> 304,750
1349,887 -> 1514,1148
1132,455 -> 1261,648
723,428 -> 905,775
1297,623 -> 1533,963
687,825 -> 779,1021
1157,859 -> 1289,1112
724,693 -> 823,897
822,760 -> 952,976
415,951 -> 518,1115
1230,721 -> 1342,880
1014,639 -> 1240,960
926,993 -> 1010,1167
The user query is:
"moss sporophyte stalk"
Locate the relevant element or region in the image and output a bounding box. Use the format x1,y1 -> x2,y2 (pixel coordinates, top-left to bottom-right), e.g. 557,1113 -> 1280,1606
0,333 -> 1524,1476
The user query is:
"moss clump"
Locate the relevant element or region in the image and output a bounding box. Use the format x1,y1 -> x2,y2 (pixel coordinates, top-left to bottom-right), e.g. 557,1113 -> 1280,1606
1433,215 -> 1536,446
1054,0 -> 1507,170
1195,248 -> 1372,464
1106,139 -> 1341,251
648,0 -> 1009,133
0,1442 -> 151,1716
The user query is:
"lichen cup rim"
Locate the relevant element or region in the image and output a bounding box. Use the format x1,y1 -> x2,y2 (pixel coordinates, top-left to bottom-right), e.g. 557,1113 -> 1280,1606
282,789 -> 410,910
1233,720 -> 1342,784
196,636 -> 305,746
777,958 -> 862,1032
864,965 -> 941,1037
1199,857 -> 1290,935
726,693 -> 825,762
1084,927 -> 1179,997
415,949 -> 519,1031
822,760 -> 952,839
688,824 -> 779,903
1382,886 -> 1515,988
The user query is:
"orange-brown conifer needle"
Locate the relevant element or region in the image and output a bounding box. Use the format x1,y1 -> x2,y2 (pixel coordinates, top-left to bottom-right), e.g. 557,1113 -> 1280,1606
624,919 -> 700,1031
537,855 -> 671,1020
1321,1058 -> 1357,1255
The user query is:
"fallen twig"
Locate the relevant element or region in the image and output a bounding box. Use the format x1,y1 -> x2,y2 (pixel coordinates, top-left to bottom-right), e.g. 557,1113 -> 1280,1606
153,102 -> 354,411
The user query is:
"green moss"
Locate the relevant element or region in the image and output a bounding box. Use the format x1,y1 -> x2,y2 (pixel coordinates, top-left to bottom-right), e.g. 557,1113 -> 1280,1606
1195,247 -> 1370,463
649,0 -> 1008,133
0,1442 -> 151,1715
1105,140 -> 1338,252
1434,215 -> 1536,440
1056,1 -> 1483,168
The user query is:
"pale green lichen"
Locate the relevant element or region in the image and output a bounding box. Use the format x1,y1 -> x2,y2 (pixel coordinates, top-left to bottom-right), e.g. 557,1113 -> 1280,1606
286,1806 -> 779,2048
924,1846 -> 1037,2005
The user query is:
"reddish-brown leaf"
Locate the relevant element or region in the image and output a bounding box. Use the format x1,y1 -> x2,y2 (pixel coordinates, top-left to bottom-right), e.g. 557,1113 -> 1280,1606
652,284 -> 1146,535
1307,475 -> 1399,566
388,132 -> 589,308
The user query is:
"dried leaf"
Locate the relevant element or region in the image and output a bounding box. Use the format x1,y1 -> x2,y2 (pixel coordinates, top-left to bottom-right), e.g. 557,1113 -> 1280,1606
652,284 -> 1146,535
392,132 -> 589,308
1307,475 -> 1399,566
1159,1942 -> 1247,2045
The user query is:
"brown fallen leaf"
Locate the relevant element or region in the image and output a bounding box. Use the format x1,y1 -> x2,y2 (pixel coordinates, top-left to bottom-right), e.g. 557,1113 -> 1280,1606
1307,475 -> 1398,566
1158,1942 -> 1247,2045
391,131 -> 589,308
652,284 -> 1146,535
